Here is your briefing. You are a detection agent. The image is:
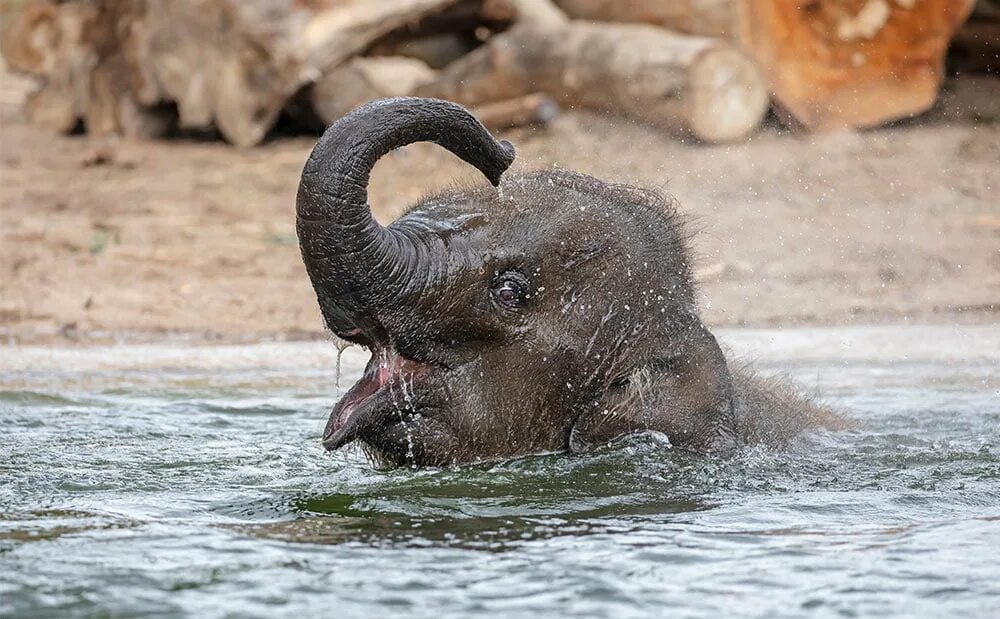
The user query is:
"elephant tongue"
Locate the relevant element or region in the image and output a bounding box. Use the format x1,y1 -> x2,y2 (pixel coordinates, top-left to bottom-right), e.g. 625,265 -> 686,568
322,361 -> 388,449
321,351 -> 428,451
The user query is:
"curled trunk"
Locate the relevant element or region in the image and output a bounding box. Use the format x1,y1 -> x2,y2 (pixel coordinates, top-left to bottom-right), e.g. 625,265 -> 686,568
296,96 -> 515,341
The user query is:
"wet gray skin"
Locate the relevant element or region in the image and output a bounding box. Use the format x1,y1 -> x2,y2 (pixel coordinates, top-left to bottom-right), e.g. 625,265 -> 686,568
297,97 -> 841,467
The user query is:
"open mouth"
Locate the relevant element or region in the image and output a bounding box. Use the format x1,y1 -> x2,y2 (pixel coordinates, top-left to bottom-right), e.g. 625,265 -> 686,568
322,349 -> 434,451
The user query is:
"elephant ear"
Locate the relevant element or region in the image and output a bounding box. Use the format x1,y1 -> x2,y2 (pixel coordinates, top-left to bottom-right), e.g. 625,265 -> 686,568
569,344 -> 738,453
296,97 -> 516,342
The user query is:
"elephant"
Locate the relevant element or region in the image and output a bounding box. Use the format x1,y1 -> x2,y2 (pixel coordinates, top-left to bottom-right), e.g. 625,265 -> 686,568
296,97 -> 841,468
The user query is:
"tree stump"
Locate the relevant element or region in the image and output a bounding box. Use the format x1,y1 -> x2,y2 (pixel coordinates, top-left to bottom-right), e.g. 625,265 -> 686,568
737,0 -> 977,130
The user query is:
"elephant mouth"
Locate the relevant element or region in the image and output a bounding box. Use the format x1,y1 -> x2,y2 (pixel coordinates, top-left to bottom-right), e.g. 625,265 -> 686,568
322,349 -> 435,452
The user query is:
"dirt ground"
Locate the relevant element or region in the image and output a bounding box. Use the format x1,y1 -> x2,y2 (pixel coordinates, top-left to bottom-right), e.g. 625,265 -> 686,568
1,64 -> 998,345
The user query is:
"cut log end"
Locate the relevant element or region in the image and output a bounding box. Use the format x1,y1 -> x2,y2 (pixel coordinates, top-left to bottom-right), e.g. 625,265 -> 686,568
688,45 -> 769,142
738,0 -> 977,131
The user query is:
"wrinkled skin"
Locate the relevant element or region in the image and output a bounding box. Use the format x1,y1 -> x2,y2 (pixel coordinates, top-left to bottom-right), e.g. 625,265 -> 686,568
297,97 -> 838,467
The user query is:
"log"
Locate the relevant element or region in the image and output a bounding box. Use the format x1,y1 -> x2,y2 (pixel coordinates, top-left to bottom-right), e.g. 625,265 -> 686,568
1,1 -> 95,132
2,0 -> 208,138
544,0 -> 980,131
312,63 -> 558,131
6,0 -> 978,144
419,17 -> 769,142
472,93 -> 560,130
491,0 -> 568,28
369,34 -> 474,69
310,57 -> 437,126
83,1 -> 175,139
366,1 -> 520,69
2,0 -> 458,146
139,0 -> 459,146
552,0 -> 735,37
738,0 -> 977,131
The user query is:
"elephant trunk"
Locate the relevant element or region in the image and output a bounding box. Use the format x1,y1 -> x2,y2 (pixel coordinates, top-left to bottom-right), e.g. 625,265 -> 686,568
296,97 -> 516,341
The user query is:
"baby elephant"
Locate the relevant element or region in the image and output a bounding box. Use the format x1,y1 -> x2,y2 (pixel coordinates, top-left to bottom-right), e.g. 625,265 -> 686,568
297,97 -> 839,467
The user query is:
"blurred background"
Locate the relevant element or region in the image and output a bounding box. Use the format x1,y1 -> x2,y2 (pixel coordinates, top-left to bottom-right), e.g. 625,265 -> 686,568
0,0 -> 997,344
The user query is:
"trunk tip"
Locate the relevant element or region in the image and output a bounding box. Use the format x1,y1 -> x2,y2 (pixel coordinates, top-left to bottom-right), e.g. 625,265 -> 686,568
487,139 -> 516,187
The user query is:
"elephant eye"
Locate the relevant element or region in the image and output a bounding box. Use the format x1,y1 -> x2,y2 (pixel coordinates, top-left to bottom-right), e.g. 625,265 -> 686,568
491,271 -> 528,308
497,282 -> 521,304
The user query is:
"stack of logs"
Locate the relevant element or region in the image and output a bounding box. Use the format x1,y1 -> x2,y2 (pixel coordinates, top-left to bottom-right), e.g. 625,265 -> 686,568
1,0 -> 991,146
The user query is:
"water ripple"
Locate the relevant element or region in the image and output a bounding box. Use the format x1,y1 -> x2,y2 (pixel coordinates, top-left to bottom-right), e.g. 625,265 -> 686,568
1,329 -> 999,617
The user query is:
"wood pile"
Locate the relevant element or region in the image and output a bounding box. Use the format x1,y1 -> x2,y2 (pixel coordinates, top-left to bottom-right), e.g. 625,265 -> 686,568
1,0 -> 989,146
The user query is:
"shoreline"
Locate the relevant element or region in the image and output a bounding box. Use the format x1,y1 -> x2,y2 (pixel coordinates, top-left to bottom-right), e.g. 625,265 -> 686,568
2,308 -> 999,348
4,325 -> 999,375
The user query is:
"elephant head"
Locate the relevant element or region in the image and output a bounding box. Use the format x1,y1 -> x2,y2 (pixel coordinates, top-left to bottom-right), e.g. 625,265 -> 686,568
297,97 -> 754,467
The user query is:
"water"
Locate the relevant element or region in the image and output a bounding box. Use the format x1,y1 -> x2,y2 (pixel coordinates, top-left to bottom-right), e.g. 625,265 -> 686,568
1,326 -> 998,618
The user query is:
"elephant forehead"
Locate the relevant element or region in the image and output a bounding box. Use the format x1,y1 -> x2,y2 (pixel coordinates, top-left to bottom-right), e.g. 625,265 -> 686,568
394,172 -> 679,271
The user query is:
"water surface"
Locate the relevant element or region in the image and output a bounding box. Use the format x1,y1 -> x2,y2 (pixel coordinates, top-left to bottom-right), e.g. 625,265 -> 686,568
1,326 -> 998,617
